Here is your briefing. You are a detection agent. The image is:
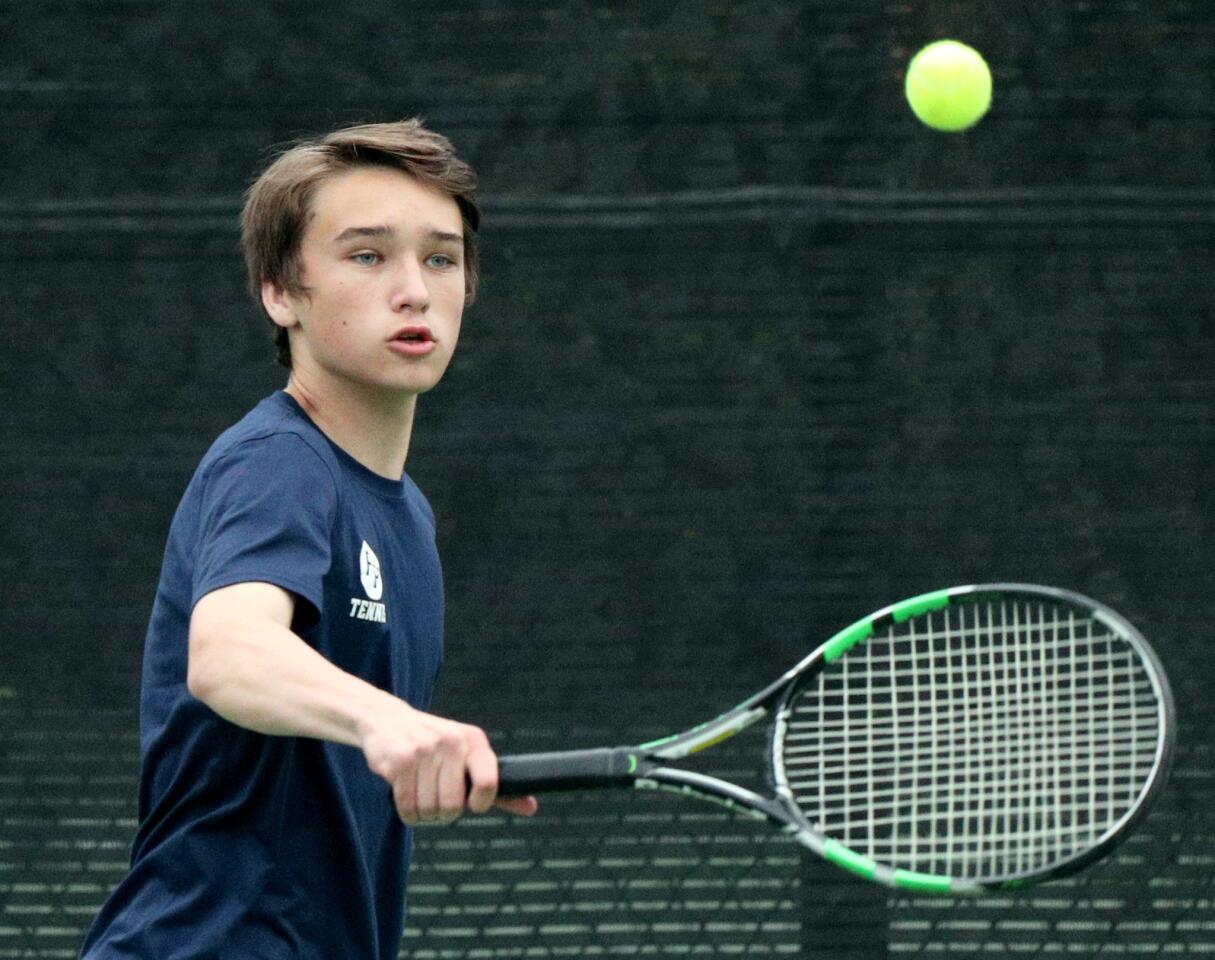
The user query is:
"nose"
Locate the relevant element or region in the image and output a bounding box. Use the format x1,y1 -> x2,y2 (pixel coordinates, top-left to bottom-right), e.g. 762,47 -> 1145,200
389,257 -> 430,314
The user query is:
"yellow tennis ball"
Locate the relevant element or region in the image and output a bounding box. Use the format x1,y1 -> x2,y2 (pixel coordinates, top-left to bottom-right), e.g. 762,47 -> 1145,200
905,40 -> 992,132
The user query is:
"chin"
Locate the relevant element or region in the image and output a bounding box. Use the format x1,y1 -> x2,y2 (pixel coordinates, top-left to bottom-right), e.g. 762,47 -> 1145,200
390,372 -> 446,396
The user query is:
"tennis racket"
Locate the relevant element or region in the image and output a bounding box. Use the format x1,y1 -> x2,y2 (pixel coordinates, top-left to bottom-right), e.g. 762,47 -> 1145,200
498,583 -> 1174,894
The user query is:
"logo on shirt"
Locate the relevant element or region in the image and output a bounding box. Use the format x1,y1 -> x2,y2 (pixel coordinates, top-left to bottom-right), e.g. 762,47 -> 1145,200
350,540 -> 387,623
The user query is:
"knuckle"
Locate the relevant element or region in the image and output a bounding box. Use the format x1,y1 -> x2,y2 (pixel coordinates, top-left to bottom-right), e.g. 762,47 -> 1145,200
375,749 -> 415,780
371,755 -> 398,780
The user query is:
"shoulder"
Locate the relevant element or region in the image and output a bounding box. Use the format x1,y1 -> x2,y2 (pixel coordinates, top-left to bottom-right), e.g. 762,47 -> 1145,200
400,472 -> 437,529
195,395 -> 341,503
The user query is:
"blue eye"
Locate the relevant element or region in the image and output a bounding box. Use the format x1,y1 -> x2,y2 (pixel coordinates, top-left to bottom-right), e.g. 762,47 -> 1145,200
427,253 -> 458,269
352,252 -> 382,266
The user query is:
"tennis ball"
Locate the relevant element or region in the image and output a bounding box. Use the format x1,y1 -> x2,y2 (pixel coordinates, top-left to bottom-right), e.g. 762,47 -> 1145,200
904,40 -> 992,132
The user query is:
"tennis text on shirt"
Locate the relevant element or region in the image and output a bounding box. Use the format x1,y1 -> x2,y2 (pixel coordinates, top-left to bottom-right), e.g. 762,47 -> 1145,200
352,540 -> 388,622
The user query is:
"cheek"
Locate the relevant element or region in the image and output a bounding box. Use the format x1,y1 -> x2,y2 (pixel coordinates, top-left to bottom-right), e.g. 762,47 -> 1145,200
440,279 -> 467,315
313,283 -> 361,338
445,306 -> 464,340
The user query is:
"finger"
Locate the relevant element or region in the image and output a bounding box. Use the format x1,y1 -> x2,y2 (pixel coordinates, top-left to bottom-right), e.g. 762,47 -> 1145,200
464,740 -> 499,815
494,795 -> 539,817
413,751 -> 444,823
436,752 -> 468,822
393,765 -> 420,826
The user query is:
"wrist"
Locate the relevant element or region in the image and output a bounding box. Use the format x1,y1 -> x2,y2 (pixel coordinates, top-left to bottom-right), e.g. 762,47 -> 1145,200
352,686 -> 414,745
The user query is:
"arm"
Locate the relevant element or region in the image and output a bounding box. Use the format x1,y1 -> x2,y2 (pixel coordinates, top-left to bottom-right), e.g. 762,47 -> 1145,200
187,581 -> 536,823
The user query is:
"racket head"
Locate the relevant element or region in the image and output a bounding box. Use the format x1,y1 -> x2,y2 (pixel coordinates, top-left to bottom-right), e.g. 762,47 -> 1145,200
770,583 -> 1175,893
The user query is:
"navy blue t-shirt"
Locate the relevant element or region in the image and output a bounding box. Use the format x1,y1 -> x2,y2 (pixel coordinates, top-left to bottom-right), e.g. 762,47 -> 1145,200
80,390 -> 444,960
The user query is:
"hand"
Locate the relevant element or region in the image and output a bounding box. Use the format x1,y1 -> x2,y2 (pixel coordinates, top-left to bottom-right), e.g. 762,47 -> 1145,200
358,697 -> 537,824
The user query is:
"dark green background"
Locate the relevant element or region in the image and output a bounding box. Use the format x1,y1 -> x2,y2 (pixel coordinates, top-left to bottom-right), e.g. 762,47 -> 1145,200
2,2 -> 1211,955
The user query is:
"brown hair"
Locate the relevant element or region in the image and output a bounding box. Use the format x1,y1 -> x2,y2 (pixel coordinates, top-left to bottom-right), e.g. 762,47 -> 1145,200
240,118 -> 481,369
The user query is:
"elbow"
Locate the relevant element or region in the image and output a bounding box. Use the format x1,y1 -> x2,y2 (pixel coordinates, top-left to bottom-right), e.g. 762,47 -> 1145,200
186,625 -> 221,703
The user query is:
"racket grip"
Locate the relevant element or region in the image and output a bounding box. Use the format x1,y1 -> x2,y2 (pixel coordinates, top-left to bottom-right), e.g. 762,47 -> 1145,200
497,747 -> 638,796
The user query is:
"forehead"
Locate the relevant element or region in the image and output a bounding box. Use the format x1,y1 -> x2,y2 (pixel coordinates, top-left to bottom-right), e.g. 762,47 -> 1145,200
305,165 -> 463,240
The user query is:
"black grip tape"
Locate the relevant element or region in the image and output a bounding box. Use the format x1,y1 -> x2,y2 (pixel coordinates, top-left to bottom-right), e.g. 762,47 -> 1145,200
497,747 -> 638,795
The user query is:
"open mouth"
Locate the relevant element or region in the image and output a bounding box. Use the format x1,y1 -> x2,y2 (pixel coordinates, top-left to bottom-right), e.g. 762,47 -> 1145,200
392,327 -> 434,343
389,326 -> 437,356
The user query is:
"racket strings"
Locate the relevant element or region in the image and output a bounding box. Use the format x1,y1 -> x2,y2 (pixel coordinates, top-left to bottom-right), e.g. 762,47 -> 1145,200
779,600 -> 1162,881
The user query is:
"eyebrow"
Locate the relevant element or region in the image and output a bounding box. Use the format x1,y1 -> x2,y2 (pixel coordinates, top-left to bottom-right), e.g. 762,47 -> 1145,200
331,224 -> 463,246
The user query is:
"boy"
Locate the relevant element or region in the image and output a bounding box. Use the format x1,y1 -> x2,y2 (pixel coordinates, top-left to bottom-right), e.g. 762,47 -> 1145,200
80,118 -> 536,959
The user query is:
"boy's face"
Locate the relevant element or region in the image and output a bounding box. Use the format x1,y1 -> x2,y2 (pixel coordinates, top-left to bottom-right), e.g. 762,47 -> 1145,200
265,165 -> 467,399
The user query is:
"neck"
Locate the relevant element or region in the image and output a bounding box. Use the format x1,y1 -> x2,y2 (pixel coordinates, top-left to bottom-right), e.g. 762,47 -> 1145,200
284,374 -> 417,481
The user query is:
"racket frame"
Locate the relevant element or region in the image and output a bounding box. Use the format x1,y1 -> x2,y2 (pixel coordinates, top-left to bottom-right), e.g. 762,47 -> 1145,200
497,583 -> 1175,895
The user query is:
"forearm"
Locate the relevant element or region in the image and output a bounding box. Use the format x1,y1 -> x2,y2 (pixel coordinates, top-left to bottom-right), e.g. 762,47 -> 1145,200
185,583 -> 536,822
187,617 -> 396,746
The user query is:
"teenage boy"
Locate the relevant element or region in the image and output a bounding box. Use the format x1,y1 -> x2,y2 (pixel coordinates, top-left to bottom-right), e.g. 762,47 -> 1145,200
80,118 -> 535,960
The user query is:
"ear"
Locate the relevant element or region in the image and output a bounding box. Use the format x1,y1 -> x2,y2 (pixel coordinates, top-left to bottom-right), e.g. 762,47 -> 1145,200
261,279 -> 301,330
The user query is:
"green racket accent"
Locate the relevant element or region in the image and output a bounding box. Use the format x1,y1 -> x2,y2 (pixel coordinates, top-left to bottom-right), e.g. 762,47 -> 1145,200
825,841 -> 955,892
822,589 -> 955,663
823,839 -> 878,881
627,754 -> 638,774
821,619 -> 875,663
889,588 -> 952,622
892,869 -> 955,894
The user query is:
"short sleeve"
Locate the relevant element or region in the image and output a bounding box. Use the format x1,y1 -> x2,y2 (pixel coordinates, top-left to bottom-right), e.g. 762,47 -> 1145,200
191,433 -> 338,624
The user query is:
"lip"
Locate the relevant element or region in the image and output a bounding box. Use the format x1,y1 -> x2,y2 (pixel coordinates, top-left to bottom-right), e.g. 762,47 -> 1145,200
388,339 -> 437,357
388,325 -> 437,357
390,325 -> 434,343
